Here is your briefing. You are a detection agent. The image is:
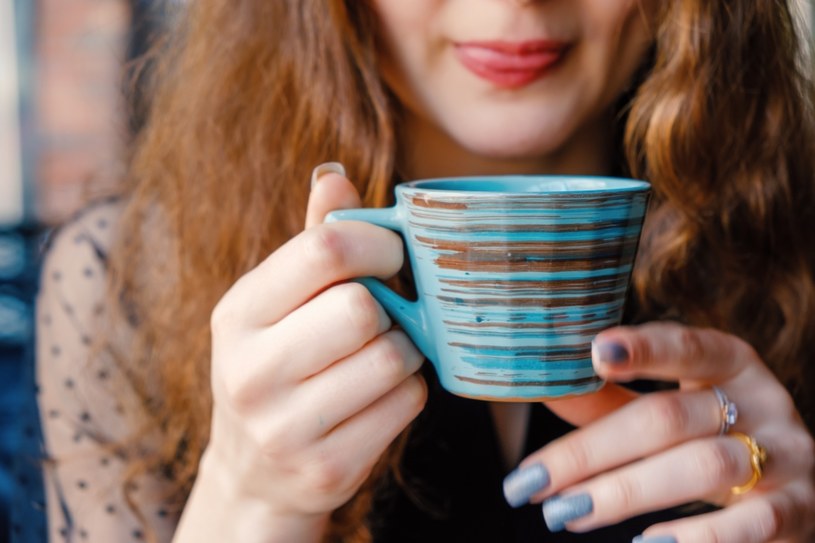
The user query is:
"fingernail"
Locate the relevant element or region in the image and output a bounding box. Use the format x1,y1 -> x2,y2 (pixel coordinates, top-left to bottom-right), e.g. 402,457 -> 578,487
592,339 -> 629,365
310,162 -> 346,190
542,493 -> 593,532
503,463 -> 550,508
632,536 -> 677,543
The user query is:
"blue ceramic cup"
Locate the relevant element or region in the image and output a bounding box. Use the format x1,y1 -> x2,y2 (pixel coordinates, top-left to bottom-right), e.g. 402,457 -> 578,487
326,176 -> 650,401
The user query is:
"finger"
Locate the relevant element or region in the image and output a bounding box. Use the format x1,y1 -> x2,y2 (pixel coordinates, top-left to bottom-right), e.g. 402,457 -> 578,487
514,390 -> 721,506
544,428 -> 810,534
218,283 -> 393,406
314,374 -> 427,491
296,330 -> 424,440
268,282 -> 392,382
591,323 -> 793,426
543,436 -> 754,533
305,163 -> 362,229
591,322 -> 755,384
637,481 -> 815,543
543,383 -> 639,427
215,220 -> 403,327
741,424 -> 815,490
325,373 -> 427,463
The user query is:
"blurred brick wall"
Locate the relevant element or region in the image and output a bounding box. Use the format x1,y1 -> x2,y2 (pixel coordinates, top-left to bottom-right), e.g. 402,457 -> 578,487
36,0 -> 130,224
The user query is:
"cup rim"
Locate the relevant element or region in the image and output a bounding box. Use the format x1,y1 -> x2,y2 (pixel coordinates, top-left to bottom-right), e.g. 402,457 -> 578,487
397,175 -> 651,196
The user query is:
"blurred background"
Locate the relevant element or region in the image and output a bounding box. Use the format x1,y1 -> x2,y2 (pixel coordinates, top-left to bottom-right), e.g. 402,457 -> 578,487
0,1 -> 812,541
1,1 -> 173,540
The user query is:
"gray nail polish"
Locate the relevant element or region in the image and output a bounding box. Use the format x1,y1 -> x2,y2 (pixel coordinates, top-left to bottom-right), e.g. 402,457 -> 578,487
632,536 -> 678,543
542,493 -> 593,532
503,463 -> 550,508
592,339 -> 629,365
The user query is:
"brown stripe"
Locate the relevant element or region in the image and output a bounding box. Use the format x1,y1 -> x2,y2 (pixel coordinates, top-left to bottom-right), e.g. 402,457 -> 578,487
447,343 -> 592,361
410,196 -> 469,209
442,320 -> 611,333
434,255 -> 632,273
454,375 -> 601,387
408,194 -> 637,209
437,292 -> 620,307
415,235 -> 639,255
409,221 -> 634,233
439,276 -> 627,292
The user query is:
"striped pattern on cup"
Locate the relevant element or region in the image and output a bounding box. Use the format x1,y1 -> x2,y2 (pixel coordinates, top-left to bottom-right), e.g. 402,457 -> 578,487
401,186 -> 649,400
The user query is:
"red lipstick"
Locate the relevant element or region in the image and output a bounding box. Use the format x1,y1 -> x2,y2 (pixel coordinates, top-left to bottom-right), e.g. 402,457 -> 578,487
454,40 -> 569,89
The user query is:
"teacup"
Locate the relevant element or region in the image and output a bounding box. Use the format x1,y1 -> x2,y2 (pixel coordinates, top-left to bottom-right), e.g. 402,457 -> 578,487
327,175 -> 650,401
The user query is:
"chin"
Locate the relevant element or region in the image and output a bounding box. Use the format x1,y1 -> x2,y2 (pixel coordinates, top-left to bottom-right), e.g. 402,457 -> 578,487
448,121 -> 572,161
438,101 -> 580,158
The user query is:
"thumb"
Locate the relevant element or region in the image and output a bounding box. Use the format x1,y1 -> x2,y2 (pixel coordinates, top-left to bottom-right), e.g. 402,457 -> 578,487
305,162 -> 363,229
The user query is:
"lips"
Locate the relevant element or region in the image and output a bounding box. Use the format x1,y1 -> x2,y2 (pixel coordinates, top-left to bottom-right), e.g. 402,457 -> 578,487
454,40 -> 569,89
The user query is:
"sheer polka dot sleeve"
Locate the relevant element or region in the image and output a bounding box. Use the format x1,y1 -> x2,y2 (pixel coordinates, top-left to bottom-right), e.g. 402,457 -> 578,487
36,202 -> 176,542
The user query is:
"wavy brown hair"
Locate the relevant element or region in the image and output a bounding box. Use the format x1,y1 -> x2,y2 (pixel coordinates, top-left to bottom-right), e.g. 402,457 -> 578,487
105,1 -> 815,541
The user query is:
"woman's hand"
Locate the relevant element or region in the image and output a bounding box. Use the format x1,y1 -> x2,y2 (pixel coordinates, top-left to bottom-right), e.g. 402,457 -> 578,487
503,322 -> 815,542
176,166 -> 427,542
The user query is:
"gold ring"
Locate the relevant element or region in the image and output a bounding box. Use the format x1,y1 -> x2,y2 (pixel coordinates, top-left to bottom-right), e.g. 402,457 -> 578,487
730,432 -> 768,495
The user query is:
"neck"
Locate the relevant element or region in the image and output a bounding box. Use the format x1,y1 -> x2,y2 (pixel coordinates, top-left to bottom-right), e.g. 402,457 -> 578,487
397,112 -> 616,180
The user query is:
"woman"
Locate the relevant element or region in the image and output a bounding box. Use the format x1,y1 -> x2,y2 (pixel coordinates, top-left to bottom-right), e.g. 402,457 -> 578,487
35,1 -> 815,542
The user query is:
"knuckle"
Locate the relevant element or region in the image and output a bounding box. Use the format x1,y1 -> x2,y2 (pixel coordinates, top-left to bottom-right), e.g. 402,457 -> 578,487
728,335 -> 762,375
626,329 -> 654,367
404,375 -> 429,413
696,441 -> 742,488
303,225 -> 347,272
772,388 -> 797,420
605,474 -> 643,513
690,524 -> 722,543
730,335 -> 758,363
215,377 -> 297,461
258,436 -> 286,460
391,330 -> 422,369
340,283 -> 384,337
217,360 -> 262,414
561,437 -> 595,476
641,394 -> 691,441
221,372 -> 253,413
677,326 -> 704,367
750,384 -> 795,421
257,417 -> 295,458
240,417 -> 270,450
756,500 -> 784,541
210,297 -> 237,336
303,452 -> 347,495
216,349 -> 280,415
372,335 -> 408,383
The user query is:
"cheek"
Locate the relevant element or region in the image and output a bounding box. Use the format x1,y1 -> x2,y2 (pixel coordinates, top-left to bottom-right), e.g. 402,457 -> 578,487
371,1 -> 445,110
578,0 -> 653,100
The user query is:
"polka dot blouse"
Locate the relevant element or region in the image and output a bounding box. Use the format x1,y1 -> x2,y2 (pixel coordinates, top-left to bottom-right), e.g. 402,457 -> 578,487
37,203 -> 176,542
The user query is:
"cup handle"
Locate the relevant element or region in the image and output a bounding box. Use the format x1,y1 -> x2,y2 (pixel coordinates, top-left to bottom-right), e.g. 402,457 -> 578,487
325,208 -> 436,362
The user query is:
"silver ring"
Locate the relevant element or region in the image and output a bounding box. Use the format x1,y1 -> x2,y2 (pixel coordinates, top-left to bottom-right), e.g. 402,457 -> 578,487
713,386 -> 738,435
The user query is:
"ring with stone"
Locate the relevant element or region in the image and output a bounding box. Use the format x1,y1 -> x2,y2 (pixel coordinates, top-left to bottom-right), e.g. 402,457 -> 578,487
713,386 -> 738,435
730,432 -> 768,495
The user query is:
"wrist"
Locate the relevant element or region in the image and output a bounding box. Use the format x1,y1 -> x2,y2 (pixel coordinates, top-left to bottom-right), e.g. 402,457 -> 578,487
174,450 -> 328,543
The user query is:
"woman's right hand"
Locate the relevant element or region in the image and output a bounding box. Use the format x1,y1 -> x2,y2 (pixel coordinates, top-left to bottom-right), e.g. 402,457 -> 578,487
191,167 -> 427,538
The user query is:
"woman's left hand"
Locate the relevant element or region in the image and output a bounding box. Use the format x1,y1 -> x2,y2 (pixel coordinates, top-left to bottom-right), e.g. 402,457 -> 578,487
504,322 -> 815,542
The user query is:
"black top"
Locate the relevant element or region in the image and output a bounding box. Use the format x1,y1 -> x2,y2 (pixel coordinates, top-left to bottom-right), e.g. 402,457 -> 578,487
370,369 -> 711,542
